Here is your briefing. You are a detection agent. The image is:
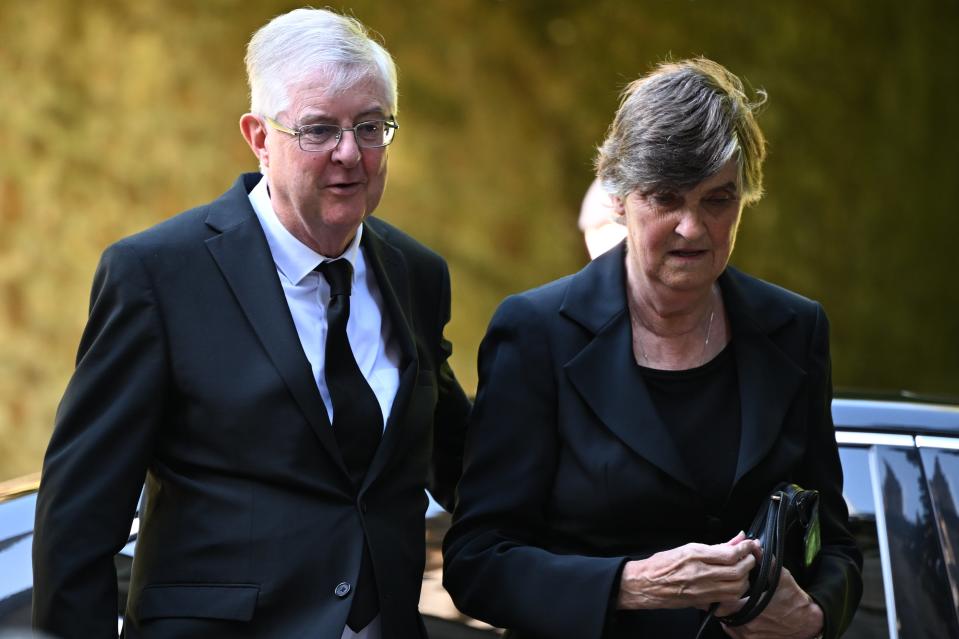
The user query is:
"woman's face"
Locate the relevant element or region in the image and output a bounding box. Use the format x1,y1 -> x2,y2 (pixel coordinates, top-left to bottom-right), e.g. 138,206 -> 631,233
613,158 -> 744,294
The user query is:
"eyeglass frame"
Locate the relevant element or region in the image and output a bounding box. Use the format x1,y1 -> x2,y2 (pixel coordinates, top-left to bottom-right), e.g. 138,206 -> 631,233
263,115 -> 399,152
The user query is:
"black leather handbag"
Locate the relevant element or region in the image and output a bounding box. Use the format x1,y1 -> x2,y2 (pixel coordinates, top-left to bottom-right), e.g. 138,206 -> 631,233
694,482 -> 822,638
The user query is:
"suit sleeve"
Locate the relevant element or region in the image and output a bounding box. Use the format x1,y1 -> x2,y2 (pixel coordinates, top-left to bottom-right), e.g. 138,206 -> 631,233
442,295 -> 624,639
33,242 -> 168,638
796,305 -> 863,639
426,261 -> 471,512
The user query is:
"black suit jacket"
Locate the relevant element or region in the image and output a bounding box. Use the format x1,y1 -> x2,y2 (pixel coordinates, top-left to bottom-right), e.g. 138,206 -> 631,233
33,173 -> 470,638
443,243 -> 862,639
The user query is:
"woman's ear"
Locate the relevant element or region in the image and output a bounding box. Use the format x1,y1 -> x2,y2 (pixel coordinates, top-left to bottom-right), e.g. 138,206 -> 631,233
611,194 -> 627,225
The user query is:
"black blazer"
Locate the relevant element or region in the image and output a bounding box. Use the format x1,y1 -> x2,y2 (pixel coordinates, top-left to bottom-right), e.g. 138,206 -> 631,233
443,243 -> 862,639
32,173 -> 470,639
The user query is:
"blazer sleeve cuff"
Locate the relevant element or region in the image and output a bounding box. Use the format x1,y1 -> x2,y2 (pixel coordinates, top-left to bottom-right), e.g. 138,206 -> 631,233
604,557 -> 630,632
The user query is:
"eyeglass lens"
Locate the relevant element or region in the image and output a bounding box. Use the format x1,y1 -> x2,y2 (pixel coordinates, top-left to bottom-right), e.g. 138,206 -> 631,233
299,121 -> 394,151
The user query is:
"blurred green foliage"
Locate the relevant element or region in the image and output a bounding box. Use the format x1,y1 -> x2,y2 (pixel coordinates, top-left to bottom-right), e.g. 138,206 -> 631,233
1,0 -> 957,479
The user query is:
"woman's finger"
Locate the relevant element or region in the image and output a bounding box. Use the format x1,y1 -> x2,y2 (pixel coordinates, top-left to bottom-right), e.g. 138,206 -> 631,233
727,530 -> 747,545
701,538 -> 760,566
714,596 -> 748,618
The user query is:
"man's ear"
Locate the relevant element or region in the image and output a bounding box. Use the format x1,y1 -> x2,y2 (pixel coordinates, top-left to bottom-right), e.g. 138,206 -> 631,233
239,113 -> 269,170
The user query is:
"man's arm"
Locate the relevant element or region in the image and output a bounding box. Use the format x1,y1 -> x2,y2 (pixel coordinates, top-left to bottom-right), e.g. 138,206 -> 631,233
33,242 -> 168,638
426,261 -> 470,512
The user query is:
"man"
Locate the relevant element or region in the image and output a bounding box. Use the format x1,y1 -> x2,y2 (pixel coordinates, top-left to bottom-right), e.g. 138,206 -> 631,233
32,9 -> 470,639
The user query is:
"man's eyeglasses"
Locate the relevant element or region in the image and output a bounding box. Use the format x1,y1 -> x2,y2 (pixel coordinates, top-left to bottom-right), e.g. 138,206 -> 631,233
264,115 -> 399,152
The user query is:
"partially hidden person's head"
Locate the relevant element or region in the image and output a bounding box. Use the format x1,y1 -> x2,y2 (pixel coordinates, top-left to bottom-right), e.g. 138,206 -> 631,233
240,8 -> 399,256
595,57 -> 766,207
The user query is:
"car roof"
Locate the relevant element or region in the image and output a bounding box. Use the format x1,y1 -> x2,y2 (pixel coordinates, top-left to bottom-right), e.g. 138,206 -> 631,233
833,396 -> 959,437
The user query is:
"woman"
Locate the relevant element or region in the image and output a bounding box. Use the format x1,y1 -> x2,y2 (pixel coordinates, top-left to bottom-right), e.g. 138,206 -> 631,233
443,59 -> 862,639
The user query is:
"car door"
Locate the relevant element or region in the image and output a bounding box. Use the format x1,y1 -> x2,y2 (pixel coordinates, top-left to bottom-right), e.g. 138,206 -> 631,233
837,431 -> 959,639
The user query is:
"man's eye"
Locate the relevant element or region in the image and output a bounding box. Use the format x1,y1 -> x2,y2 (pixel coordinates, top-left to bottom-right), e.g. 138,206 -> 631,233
301,125 -> 337,141
355,122 -> 384,141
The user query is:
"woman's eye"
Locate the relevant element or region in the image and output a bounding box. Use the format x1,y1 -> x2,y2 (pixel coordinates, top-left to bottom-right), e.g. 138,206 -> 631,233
650,193 -> 678,207
705,195 -> 737,207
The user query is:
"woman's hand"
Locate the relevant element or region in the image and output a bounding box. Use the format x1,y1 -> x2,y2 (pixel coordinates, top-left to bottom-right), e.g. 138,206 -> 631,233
721,566 -> 824,639
617,532 -> 759,611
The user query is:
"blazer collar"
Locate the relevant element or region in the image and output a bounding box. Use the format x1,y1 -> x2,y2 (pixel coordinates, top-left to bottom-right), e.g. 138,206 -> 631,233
559,241 -> 798,335
562,241 -> 805,493
203,173 -> 262,233
559,242 -> 628,334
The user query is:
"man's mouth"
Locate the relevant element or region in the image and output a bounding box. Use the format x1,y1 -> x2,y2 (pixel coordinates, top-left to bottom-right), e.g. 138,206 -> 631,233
326,181 -> 363,194
669,249 -> 707,258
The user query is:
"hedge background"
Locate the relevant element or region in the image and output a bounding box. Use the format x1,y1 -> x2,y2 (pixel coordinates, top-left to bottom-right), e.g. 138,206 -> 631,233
2,0 -> 957,480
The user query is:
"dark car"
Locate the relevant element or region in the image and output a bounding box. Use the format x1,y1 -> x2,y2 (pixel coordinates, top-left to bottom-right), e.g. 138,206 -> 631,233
3,395 -> 958,638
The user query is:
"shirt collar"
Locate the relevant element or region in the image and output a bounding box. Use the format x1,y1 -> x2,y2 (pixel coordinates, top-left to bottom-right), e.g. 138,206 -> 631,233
248,174 -> 363,285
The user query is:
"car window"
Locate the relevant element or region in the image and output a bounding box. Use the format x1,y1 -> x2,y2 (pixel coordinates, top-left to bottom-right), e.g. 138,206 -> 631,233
874,445 -> 959,639
839,446 -> 891,639
841,442 -> 959,639
918,445 -> 959,619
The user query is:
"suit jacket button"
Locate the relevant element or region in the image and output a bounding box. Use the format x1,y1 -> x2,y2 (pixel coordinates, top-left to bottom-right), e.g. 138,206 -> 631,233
706,516 -> 723,531
334,582 -> 351,598
359,499 -> 368,513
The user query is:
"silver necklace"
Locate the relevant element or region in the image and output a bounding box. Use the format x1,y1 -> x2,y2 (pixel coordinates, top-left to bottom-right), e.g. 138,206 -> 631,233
633,291 -> 716,368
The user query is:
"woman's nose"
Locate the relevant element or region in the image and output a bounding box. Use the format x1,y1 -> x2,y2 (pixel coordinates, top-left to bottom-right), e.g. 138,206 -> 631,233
674,209 -> 706,239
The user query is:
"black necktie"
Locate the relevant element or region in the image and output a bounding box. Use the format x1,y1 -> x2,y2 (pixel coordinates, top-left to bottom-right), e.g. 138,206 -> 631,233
316,258 -> 381,631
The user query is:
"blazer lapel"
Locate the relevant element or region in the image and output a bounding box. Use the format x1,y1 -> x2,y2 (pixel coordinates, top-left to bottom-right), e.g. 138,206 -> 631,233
560,248 -> 807,493
561,244 -> 699,491
203,175 -> 348,478
721,269 -> 806,485
357,221 -> 418,491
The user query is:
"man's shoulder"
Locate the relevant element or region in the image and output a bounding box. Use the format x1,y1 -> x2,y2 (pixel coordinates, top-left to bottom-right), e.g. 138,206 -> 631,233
111,175 -> 255,253
364,216 -> 446,269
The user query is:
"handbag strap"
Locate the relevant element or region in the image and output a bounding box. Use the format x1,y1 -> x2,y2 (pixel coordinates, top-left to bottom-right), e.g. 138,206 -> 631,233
693,489 -> 789,639
724,491 -> 788,624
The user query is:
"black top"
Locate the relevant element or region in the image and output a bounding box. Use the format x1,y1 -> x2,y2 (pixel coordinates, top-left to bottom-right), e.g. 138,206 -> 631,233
640,342 -> 741,509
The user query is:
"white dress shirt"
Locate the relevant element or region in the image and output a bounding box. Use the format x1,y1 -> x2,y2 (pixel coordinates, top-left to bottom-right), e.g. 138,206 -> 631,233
249,175 -> 399,639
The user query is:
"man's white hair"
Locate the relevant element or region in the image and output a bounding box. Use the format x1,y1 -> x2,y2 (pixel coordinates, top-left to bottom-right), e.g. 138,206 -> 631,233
245,8 -> 398,119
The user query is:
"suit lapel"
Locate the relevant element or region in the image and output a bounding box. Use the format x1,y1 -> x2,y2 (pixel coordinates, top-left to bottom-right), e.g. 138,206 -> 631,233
203,175 -> 348,478
562,244 -> 699,491
721,269 -> 806,485
358,221 -> 418,491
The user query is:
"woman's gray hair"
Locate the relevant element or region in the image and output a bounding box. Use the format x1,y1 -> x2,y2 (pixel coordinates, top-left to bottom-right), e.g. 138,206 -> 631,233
596,58 -> 767,206
245,8 -> 398,119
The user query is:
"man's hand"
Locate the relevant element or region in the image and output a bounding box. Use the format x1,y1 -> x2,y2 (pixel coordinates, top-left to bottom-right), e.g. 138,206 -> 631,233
722,567 -> 824,639
618,532 -> 759,611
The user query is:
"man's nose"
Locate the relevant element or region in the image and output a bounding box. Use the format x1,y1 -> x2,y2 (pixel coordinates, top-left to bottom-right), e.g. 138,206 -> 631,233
331,129 -> 362,166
